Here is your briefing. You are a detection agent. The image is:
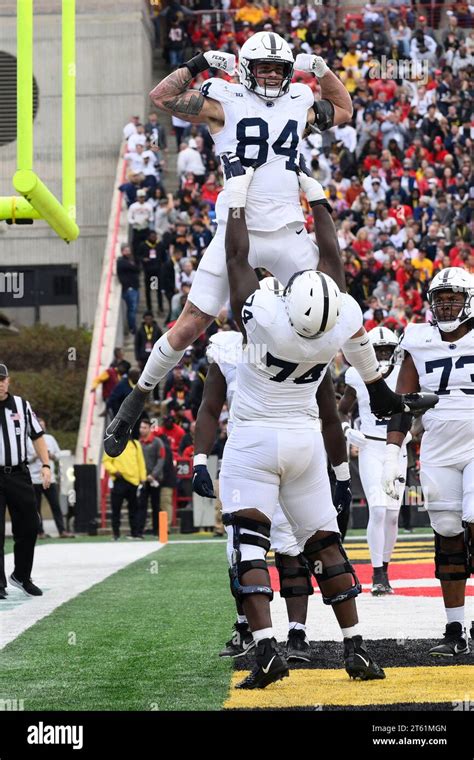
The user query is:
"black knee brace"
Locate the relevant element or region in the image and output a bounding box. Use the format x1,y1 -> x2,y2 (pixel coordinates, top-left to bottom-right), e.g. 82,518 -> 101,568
466,522 -> 474,575
434,530 -> 470,581
275,552 -> 314,598
304,532 -> 361,606
223,513 -> 274,603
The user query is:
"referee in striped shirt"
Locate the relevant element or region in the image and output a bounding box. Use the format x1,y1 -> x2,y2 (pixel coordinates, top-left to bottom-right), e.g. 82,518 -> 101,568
0,363 -> 51,599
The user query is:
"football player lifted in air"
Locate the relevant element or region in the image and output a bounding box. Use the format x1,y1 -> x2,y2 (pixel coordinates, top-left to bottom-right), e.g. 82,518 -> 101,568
192,284 -> 352,663
104,32 -> 354,457
383,267 -> 474,657
339,327 -> 409,596
216,155 -> 438,689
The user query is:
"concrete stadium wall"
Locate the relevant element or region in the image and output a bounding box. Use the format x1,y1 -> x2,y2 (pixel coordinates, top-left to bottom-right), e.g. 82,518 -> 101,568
0,0 -> 153,328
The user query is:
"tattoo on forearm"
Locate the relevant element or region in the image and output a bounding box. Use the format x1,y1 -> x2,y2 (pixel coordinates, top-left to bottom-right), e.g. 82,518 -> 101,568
162,92 -> 205,116
150,68 -> 193,103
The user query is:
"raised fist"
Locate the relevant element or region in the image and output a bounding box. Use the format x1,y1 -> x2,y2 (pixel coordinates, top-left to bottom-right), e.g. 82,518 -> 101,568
294,54 -> 329,79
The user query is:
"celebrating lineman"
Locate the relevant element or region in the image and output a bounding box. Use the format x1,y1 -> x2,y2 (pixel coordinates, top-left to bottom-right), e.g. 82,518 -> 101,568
215,155 -> 437,688
104,31 -> 354,455
383,267 -> 474,658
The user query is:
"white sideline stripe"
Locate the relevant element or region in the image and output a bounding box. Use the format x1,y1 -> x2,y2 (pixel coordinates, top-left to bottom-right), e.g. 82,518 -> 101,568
0,543 -> 165,650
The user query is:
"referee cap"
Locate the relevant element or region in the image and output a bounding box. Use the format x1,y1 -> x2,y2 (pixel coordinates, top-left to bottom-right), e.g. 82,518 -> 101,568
0,363 -> 9,378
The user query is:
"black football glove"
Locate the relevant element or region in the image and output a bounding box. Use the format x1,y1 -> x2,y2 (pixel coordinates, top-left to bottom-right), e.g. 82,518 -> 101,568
192,465 -> 216,499
367,377 -> 439,419
333,479 -> 352,516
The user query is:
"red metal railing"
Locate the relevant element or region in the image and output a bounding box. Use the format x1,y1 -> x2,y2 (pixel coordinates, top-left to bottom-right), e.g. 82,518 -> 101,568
82,159 -> 127,465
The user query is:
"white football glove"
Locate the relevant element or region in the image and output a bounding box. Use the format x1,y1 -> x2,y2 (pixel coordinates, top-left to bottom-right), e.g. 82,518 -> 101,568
203,51 -> 236,75
382,443 -> 406,500
221,153 -> 255,208
294,54 -> 329,79
297,171 -> 327,204
342,422 -> 367,450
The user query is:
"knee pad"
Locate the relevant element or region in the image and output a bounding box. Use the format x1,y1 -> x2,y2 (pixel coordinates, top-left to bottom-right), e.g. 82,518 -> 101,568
223,513 -> 273,603
275,552 -> 314,598
434,530 -> 470,581
303,532 -> 361,606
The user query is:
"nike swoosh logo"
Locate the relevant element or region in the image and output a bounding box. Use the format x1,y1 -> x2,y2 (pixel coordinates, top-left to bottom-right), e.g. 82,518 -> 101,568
261,656 -> 276,674
356,653 -> 370,668
360,340 -> 369,346
158,346 -> 169,357
290,95 -> 301,99
295,228 -> 304,235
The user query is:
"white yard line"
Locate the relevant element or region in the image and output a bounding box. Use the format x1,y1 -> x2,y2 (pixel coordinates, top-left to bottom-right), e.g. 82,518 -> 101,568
0,543 -> 164,650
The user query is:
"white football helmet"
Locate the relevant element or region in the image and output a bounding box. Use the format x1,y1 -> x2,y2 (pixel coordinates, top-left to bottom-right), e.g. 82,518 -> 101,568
259,276 -> 284,296
283,270 -> 341,339
368,326 -> 400,374
428,267 -> 474,333
238,31 -> 294,99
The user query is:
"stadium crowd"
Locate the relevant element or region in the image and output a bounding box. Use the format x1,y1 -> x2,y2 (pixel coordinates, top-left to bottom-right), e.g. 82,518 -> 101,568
111,0 -> 473,534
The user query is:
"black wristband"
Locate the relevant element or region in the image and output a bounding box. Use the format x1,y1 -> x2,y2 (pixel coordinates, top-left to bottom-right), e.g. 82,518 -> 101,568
309,198 -> 333,213
387,412 -> 413,436
180,52 -> 208,78
41,464 -> 51,469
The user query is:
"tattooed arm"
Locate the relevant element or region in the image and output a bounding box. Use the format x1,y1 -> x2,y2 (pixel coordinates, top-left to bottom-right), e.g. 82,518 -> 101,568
149,67 -> 224,129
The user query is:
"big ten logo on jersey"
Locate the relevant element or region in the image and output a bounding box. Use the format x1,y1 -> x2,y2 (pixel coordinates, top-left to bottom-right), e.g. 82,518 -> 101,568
236,117 -> 299,169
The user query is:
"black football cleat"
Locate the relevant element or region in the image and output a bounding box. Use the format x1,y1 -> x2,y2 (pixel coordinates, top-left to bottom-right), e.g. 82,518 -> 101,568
235,637 -> 289,689
344,635 -> 385,680
286,629 -> 311,662
383,571 -> 395,595
219,623 -> 255,658
104,416 -> 133,457
9,574 -> 43,597
0,587 -> 8,600
371,569 -> 388,596
428,622 -> 470,658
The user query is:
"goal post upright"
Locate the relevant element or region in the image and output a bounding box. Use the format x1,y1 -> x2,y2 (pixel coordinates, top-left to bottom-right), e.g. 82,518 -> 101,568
1,0 -> 79,242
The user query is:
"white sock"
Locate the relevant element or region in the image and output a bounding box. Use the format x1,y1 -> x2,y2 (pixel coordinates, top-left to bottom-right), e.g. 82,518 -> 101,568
367,506 -> 385,568
341,624 -> 360,639
253,627 -> 274,643
237,615 -> 248,625
445,606 -> 465,626
288,622 -> 306,632
382,510 -> 399,563
139,334 -> 185,390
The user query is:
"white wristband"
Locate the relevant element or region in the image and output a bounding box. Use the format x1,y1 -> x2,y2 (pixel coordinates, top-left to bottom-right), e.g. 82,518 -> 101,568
333,462 -> 350,481
341,421 -> 350,438
385,443 -> 401,463
194,454 -> 208,467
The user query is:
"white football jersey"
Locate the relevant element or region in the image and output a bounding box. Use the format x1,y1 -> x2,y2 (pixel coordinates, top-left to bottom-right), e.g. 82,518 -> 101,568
400,322 -> 474,466
200,78 -> 314,231
345,365 -> 401,440
230,289 -> 362,428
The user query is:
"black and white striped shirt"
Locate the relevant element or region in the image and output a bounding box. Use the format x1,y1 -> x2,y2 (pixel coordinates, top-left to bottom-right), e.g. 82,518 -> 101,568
0,394 -> 44,467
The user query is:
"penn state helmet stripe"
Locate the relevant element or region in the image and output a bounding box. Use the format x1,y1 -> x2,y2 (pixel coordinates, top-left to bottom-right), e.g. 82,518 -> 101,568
318,273 -> 329,334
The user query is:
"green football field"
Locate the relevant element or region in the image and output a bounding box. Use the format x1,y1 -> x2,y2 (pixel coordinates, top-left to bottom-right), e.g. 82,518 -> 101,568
0,542 -> 234,711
